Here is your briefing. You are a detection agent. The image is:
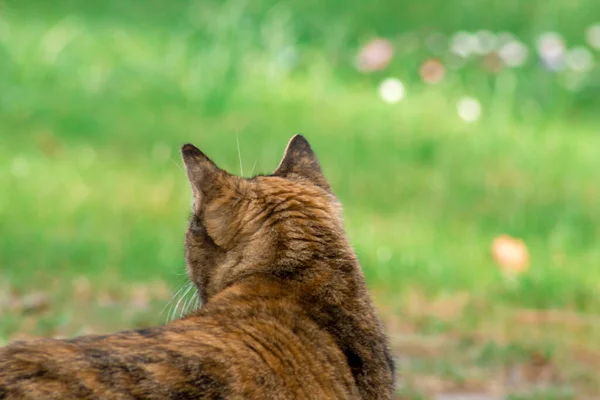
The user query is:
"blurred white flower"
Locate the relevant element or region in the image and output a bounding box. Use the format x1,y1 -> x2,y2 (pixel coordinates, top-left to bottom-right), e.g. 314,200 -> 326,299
356,38 -> 394,72
425,32 -> 447,56
498,40 -> 528,67
586,24 -> 600,50
457,97 -> 482,123
450,31 -> 478,58
474,30 -> 497,55
378,78 -> 405,103
537,32 -> 566,70
565,47 -> 594,72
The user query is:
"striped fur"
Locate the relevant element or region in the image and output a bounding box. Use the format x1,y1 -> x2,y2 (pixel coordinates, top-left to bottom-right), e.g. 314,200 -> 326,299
0,135 -> 395,399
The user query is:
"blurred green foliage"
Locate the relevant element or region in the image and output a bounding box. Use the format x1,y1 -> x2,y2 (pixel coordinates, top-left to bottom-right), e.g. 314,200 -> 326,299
0,0 -> 599,346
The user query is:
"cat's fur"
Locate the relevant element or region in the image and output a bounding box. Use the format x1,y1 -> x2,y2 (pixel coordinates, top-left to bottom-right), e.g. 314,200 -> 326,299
0,135 -> 395,399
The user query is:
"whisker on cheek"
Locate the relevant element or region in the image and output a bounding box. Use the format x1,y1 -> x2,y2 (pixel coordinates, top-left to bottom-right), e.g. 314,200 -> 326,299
161,279 -> 189,321
169,282 -> 194,322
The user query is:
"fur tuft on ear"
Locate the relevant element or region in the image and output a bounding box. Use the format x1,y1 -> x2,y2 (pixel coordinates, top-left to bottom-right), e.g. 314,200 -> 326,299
273,135 -> 331,191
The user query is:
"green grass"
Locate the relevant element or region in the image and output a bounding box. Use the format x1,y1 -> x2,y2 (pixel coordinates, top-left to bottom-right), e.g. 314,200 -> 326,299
1,0 -> 599,397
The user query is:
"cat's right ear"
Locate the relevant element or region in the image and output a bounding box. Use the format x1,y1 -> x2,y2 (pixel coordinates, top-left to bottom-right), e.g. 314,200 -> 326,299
181,144 -> 223,208
273,134 -> 332,192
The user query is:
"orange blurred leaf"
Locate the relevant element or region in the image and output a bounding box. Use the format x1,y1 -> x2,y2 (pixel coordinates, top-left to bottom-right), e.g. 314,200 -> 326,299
492,235 -> 529,275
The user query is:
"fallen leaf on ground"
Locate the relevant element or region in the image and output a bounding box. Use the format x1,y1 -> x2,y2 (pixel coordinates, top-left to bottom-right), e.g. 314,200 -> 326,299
491,235 -> 529,275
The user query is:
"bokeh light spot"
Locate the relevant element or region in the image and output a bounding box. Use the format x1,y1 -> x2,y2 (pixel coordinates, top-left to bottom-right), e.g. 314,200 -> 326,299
457,97 -> 482,123
378,78 -> 405,103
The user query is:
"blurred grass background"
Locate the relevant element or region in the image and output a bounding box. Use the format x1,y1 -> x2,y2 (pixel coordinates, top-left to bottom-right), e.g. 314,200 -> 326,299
1,0 -> 599,398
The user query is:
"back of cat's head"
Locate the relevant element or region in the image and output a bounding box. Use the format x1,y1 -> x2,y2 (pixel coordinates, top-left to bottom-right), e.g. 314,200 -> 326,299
181,135 -> 352,303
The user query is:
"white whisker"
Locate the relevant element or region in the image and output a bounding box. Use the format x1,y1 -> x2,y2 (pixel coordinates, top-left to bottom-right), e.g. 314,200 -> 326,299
236,132 -> 244,176
249,160 -> 258,177
180,295 -> 191,318
171,283 -> 193,322
169,156 -> 185,173
182,284 -> 200,317
161,281 -> 187,316
171,285 -> 188,320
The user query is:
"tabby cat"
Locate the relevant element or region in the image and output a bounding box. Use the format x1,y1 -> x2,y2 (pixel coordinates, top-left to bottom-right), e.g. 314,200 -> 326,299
0,135 -> 395,399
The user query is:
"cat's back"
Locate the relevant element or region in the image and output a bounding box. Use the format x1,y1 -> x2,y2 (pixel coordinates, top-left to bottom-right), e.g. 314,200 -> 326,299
199,288 -> 361,399
0,283 -> 359,400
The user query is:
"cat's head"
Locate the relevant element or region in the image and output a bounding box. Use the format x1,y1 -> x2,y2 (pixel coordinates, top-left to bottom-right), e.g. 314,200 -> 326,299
181,135 -> 349,303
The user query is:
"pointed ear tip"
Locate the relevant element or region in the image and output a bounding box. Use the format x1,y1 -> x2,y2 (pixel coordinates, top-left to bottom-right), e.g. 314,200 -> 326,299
181,143 -> 201,158
290,133 -> 308,142
287,134 -> 312,149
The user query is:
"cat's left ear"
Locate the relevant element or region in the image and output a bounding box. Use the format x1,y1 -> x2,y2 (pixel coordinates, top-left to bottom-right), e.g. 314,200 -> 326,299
181,143 -> 226,209
273,134 -> 331,192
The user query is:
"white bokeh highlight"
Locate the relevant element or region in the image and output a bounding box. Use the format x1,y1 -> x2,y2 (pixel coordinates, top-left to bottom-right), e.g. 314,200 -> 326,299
586,24 -> 600,50
457,97 -> 482,123
378,78 -> 405,103
565,47 -> 594,72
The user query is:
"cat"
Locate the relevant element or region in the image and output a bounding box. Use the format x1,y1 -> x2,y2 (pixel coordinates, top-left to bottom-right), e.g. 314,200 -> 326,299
0,134 -> 395,399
